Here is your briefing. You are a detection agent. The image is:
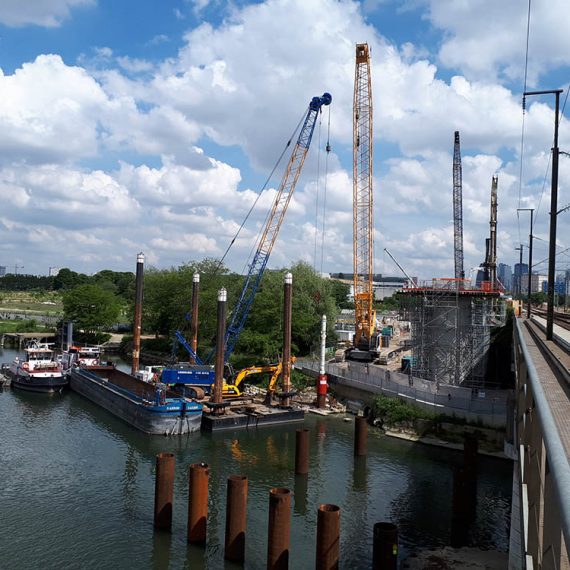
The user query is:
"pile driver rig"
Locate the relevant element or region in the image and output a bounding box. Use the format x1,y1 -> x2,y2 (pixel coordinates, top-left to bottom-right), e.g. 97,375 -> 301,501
346,43 -> 379,362
168,92 -> 332,396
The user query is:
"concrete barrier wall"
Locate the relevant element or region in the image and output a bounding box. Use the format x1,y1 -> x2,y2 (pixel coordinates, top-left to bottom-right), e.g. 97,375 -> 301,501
298,358 -> 509,428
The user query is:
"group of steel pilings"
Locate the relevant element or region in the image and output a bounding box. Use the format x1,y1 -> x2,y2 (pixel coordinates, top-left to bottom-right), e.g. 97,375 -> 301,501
152,422 -> 398,569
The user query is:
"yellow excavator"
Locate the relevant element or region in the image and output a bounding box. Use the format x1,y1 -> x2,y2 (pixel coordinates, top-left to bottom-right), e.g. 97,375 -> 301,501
221,357 -> 296,398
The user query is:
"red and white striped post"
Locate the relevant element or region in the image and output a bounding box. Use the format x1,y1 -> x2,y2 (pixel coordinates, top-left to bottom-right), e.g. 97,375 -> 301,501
317,314 -> 328,409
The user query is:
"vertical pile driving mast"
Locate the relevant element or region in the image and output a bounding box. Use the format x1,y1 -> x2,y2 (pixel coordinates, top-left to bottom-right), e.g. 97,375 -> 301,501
482,175 -> 498,285
350,43 -> 376,360
488,175 -> 498,285
453,131 -> 465,280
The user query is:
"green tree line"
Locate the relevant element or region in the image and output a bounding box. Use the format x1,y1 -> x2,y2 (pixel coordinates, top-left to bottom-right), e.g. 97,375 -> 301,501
60,258 -> 349,366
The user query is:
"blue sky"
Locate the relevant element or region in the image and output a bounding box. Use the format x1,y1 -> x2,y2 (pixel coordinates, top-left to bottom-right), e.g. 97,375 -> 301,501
0,0 -> 569,282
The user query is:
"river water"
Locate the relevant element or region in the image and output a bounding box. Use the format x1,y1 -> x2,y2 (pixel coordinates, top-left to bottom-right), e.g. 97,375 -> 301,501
0,347 -> 512,569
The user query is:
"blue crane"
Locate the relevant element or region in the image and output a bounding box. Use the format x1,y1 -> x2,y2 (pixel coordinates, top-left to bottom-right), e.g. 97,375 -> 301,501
223,92 -> 331,361
171,92 -> 331,382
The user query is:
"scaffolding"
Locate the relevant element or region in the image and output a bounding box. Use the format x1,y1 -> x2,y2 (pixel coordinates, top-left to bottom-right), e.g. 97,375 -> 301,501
399,279 -> 504,388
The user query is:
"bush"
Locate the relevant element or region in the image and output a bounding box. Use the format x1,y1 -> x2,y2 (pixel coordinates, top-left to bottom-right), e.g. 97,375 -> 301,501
371,395 -> 436,425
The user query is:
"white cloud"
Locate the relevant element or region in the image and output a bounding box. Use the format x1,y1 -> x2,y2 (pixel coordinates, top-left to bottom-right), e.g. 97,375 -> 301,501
0,0 -> 94,28
424,0 -> 570,84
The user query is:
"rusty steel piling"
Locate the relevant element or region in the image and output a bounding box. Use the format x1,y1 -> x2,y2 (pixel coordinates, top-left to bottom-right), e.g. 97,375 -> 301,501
372,522 -> 398,570
316,504 -> 340,570
190,273 -> 200,364
267,487 -> 291,570
187,462 -> 210,544
153,452 -> 175,531
131,252 -> 145,375
224,475 -> 248,563
295,428 -> 309,475
211,288 -> 227,409
354,416 -> 368,456
281,272 -> 293,407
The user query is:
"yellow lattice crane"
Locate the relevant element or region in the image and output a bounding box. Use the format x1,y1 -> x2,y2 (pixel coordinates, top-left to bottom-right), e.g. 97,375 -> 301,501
348,43 -> 378,362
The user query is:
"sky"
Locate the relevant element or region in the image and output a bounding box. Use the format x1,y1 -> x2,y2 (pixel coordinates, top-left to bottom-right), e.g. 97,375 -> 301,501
0,0 -> 569,282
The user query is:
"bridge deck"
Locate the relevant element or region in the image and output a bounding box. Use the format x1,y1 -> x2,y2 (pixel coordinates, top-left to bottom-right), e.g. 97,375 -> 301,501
521,318 -> 570,459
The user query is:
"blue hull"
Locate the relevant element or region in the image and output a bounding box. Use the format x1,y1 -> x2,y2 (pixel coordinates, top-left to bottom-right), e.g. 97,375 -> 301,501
70,367 -> 202,435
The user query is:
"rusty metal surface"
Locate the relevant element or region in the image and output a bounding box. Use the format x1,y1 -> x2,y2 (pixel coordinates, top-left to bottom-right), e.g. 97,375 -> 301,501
187,463 -> 209,544
212,291 -> 226,406
267,487 -> 291,570
354,416 -> 368,456
316,504 -> 340,570
224,475 -> 248,563
154,452 -> 175,530
131,254 -> 144,375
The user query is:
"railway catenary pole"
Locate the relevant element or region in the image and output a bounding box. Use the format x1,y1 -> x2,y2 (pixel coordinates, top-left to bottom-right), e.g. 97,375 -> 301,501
523,89 -> 563,339
518,208 -> 534,318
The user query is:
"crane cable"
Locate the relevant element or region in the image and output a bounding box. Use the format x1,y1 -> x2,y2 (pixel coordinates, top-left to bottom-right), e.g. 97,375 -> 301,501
313,112 -> 323,271
319,104 -> 332,275
215,106 -> 310,276
238,106 -> 311,277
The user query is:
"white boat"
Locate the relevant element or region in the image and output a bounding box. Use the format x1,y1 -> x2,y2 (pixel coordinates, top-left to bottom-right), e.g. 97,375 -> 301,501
8,340 -> 67,393
59,345 -> 108,371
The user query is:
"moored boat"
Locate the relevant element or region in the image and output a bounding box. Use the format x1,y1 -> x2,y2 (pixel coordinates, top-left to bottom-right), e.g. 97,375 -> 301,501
59,344 -> 112,372
69,366 -> 202,435
7,340 -> 67,393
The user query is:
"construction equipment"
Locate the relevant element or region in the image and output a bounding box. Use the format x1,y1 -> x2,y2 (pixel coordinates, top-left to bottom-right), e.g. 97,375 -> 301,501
482,176 -> 498,284
347,43 -> 378,362
384,248 -> 415,288
452,131 -> 465,280
223,92 -> 332,361
165,92 -> 331,394
223,356 -> 296,398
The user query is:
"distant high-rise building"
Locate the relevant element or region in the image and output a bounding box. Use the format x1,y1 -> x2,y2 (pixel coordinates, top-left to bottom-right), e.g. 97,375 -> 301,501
514,263 -> 528,296
0,266 -> 5,277
48,267 -> 60,277
497,263 -> 512,292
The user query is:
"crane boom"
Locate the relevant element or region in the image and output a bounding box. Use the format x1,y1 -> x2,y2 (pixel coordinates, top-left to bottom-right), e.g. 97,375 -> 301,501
352,43 -> 375,353
224,92 -> 332,361
453,131 -> 465,280
384,248 -> 415,287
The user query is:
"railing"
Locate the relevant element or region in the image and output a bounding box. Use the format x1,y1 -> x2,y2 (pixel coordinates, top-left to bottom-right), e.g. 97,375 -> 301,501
298,358 -> 508,426
514,318 -> 570,568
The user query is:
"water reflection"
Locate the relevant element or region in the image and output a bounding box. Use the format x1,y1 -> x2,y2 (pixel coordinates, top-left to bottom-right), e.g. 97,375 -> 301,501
151,529 -> 172,570
0,365 -> 513,569
294,474 -> 308,516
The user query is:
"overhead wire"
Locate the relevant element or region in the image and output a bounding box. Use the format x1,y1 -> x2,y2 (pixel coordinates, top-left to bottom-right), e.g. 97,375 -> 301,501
517,0 -> 532,245
213,106 -> 309,277
319,104 -> 332,275
313,112 -> 323,271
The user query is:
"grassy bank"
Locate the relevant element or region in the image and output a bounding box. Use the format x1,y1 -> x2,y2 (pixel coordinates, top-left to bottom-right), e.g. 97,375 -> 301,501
371,395 -> 505,452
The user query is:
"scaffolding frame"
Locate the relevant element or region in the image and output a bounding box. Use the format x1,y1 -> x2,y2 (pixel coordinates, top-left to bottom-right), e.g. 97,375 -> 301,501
399,280 -> 502,388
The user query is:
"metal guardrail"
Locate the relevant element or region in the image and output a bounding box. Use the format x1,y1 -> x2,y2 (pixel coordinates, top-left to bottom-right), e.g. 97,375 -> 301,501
514,317 -> 570,566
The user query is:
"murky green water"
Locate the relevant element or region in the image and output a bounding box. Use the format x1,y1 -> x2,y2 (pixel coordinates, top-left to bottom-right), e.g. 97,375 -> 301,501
0,347 -> 512,569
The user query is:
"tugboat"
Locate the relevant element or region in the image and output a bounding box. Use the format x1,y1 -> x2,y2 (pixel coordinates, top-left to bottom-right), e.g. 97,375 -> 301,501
8,340 -> 68,393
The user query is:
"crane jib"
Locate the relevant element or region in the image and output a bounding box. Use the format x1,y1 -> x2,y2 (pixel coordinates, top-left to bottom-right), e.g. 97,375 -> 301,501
222,92 -> 332,362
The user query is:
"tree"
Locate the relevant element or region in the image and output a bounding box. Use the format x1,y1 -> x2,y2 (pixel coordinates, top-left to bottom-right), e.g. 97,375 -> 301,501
53,268 -> 89,290
63,284 -> 121,335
